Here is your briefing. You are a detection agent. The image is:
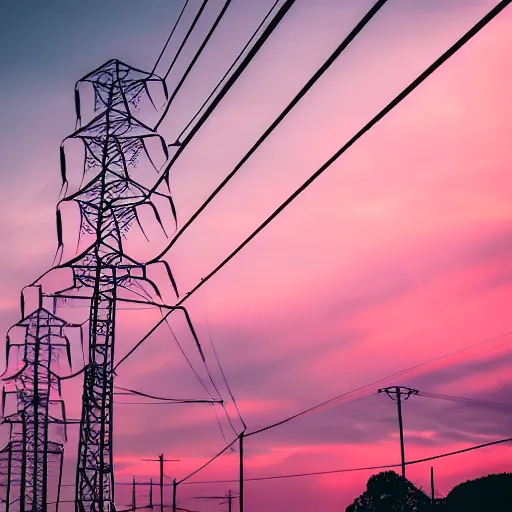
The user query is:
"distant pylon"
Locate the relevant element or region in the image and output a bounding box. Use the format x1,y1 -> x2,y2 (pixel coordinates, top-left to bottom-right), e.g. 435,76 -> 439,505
0,288 -> 78,511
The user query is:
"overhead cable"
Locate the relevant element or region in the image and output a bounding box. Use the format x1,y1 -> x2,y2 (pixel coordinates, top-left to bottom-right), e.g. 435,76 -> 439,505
176,0 -> 282,142
418,390 -> 512,410
181,437 -> 512,484
156,0 -> 233,127
150,0 -> 389,262
149,0 -> 297,177
152,0 -> 191,75
115,0 -> 511,371
163,0 -> 210,81
246,329 -> 512,436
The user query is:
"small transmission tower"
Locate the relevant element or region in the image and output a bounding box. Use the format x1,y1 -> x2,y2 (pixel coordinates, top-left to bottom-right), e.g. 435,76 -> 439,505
0,287 -> 78,512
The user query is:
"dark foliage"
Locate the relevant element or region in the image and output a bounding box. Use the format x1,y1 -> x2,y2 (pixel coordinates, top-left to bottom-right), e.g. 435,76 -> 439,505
346,471 -> 434,511
443,472 -> 512,511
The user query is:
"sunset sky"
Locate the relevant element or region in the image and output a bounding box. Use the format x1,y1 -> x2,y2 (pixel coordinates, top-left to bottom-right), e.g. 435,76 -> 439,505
0,0 -> 511,510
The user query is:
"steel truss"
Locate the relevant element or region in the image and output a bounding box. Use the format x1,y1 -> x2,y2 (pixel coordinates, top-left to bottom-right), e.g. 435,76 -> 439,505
1,290 -> 77,512
57,60 -> 175,512
0,51 -> 223,511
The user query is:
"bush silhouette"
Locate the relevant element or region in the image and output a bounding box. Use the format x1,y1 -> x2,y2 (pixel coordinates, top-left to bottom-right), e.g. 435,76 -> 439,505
346,471 -> 434,511
444,472 -> 512,511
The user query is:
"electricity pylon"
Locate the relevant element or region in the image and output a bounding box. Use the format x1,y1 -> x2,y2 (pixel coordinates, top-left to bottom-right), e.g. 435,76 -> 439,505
0,53 -> 208,512
0,287 -> 78,512
56,59 -> 176,512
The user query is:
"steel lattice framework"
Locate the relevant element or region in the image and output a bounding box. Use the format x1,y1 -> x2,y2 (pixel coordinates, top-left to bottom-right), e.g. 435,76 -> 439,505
58,60 -> 174,512
1,290 -> 77,512
0,58 -> 182,512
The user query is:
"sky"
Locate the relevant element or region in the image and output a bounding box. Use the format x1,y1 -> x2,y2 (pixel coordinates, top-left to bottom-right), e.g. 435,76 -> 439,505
0,0 -> 511,510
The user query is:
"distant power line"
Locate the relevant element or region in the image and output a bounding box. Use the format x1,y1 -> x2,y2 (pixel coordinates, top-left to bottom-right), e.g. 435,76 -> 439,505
180,437 -> 512,484
418,391 -> 512,410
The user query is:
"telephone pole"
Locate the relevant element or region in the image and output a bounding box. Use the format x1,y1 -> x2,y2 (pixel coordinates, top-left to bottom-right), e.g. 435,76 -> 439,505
239,433 -> 244,512
378,386 -> 418,478
430,466 -> 435,503
131,477 -> 136,512
141,455 -> 180,512
195,490 -> 239,512
172,478 -> 177,512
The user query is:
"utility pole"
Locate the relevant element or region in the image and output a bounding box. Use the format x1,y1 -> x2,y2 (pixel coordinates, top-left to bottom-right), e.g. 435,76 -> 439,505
228,490 -> 235,512
172,478 -> 177,512
430,466 -> 435,504
195,490 -> 239,512
141,455 -> 180,512
160,455 -> 163,512
149,478 -> 153,509
131,477 -> 136,512
378,386 -> 418,478
239,433 -> 244,512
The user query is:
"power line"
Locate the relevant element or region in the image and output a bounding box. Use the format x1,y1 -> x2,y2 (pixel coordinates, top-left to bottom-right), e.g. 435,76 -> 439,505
245,329 -> 512,437
113,385 -> 219,403
176,0 -> 282,142
157,0 -> 233,127
160,314 -> 240,441
205,316 -> 246,430
247,391 -> 373,437
418,390 -> 512,410
180,437 -> 512,484
114,402 -> 215,405
177,434 -> 240,485
150,0 -> 389,263
148,0 -> 296,190
152,0 -> 191,75
115,0 -> 511,372
163,0 -> 210,81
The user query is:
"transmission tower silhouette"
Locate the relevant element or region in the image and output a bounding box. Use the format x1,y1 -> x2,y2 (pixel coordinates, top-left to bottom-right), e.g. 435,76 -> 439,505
0,300 -> 78,511
0,56 -> 187,512
61,59 -> 178,512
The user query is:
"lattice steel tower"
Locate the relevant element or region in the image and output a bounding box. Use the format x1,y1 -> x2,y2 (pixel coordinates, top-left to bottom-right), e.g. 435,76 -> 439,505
59,60 -> 173,512
1,289 -> 77,512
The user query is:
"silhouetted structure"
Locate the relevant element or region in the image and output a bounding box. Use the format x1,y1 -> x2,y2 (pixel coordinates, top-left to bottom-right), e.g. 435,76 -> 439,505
378,386 -> 418,478
0,291 -> 78,511
60,59 -> 179,512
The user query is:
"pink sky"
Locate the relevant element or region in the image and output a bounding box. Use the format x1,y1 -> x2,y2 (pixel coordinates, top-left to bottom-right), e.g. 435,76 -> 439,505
0,1 -> 511,510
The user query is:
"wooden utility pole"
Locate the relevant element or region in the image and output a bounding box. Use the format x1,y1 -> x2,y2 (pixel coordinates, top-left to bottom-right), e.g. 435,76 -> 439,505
378,386 -> 418,478
131,476 -> 136,512
239,433 -> 244,512
141,454 -> 180,512
159,454 -> 164,512
228,489 -> 234,512
194,489 -> 238,512
430,466 -> 435,503
172,478 -> 177,512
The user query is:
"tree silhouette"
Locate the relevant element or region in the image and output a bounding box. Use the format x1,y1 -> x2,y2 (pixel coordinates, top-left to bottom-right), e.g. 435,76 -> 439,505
346,471 -> 434,511
443,472 -> 512,511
